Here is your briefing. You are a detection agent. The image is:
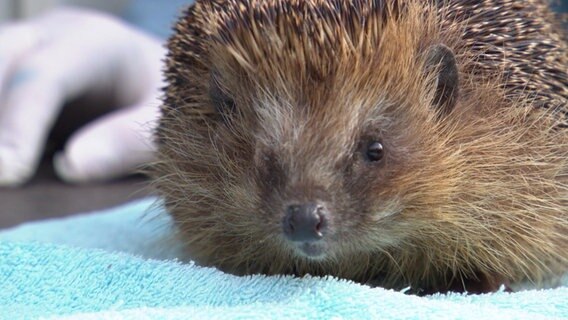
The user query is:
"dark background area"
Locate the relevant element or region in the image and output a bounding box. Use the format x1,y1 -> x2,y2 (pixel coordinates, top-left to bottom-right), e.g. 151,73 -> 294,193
0,164 -> 151,228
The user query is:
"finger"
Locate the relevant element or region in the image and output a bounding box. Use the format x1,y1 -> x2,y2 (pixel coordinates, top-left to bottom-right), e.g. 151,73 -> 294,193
53,104 -> 159,183
0,10 -> 164,186
0,28 -> 133,186
0,23 -> 41,93
0,33 -> 97,186
0,72 -> 63,186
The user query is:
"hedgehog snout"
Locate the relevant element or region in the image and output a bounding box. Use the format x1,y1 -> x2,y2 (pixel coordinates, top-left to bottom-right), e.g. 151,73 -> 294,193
283,202 -> 327,241
282,201 -> 330,258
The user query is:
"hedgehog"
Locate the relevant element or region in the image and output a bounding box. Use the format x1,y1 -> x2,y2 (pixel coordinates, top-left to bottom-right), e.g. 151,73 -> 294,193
151,0 -> 568,294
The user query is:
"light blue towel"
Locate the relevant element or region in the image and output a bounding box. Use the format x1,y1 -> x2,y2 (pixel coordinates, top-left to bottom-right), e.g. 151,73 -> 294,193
1,198 -> 567,319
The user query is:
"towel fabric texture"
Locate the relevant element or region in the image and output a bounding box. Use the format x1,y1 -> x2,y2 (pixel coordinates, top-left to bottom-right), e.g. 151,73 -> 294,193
1,197 -> 567,319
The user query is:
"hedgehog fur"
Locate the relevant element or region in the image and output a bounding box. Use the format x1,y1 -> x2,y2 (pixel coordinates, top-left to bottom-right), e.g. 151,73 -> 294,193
151,0 -> 568,293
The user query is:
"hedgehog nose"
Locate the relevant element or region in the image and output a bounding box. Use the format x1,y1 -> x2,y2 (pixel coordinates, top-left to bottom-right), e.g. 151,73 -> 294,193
283,203 -> 327,242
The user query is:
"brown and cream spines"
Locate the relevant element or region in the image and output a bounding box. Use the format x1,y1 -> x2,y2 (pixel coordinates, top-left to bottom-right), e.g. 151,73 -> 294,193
151,0 -> 568,294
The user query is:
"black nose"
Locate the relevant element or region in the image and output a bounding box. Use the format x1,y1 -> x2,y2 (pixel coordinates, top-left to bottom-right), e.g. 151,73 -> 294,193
283,203 -> 327,242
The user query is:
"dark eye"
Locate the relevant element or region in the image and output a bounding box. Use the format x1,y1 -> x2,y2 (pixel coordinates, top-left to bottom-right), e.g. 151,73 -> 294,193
210,87 -> 235,115
210,76 -> 236,119
365,141 -> 384,162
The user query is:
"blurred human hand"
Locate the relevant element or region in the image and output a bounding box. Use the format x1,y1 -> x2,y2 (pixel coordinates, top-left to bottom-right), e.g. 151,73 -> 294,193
0,7 -> 165,186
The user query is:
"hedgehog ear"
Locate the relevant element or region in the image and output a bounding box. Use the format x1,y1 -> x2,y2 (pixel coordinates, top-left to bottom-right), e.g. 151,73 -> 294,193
425,44 -> 459,116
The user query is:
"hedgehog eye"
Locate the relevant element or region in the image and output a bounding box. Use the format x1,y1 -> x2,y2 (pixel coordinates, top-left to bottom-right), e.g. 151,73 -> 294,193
365,141 -> 384,162
210,88 -> 236,116
209,77 -> 236,120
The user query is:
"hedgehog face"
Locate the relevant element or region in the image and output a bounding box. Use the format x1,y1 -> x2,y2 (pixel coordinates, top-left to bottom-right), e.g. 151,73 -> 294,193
246,96 -> 423,260
160,0 -> 463,271
204,45 -> 459,263
195,1 -> 462,262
